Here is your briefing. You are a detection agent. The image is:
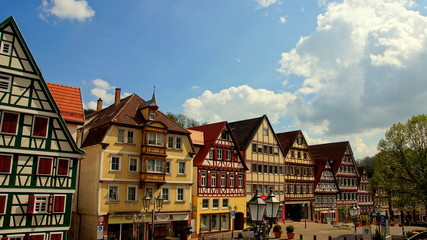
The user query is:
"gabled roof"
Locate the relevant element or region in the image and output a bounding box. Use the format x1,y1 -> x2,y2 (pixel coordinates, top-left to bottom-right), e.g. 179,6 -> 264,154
309,141 -> 358,177
188,121 -> 247,170
47,82 -> 84,124
81,93 -> 189,148
228,116 -> 264,150
276,130 -> 302,156
313,159 -> 339,190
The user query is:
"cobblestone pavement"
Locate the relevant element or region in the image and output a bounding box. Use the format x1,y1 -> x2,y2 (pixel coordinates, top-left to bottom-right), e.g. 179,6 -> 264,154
196,221 -> 427,240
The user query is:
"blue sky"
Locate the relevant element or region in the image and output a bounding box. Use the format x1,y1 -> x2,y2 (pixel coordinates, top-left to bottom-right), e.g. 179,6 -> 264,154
3,0 -> 427,159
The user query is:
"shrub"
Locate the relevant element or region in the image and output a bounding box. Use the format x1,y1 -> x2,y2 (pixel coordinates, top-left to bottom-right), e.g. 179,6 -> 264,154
273,224 -> 282,233
286,225 -> 295,233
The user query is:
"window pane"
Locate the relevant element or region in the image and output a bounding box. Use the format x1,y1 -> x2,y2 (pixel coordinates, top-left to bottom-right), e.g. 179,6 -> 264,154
1,112 -> 18,133
127,131 -> 134,143
221,214 -> 230,230
33,117 -> 48,137
118,129 -> 124,143
57,159 -> 69,176
38,158 -> 52,175
0,155 -> 12,173
211,214 -> 220,231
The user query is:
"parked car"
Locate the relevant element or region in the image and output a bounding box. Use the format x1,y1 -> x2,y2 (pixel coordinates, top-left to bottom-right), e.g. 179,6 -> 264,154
407,231 -> 427,240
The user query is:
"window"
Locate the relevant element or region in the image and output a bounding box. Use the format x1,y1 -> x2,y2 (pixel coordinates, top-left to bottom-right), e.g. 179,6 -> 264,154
108,185 -> 119,202
0,154 -> 12,174
129,157 -> 138,172
177,187 -> 184,201
8,236 -> 25,240
302,185 -> 307,193
209,150 -> 214,159
291,151 -> 295,158
269,146 -> 273,154
147,159 -> 163,173
110,156 -> 121,171
127,131 -> 134,144
148,132 -> 164,146
217,149 -> 222,160
263,128 -> 268,136
290,166 -> 294,175
289,185 -> 294,193
222,199 -> 229,209
297,137 -> 303,145
263,145 -> 268,154
168,136 -> 174,148
50,233 -> 63,240
178,162 -> 186,175
56,158 -> 69,176
1,111 -> 18,134
0,42 -> 11,55
230,175 -> 235,187
162,187 -> 169,201
118,129 -> 124,143
201,172 -> 207,186
28,196 -> 49,213
220,174 -> 226,187
202,199 -> 209,209
32,116 -> 48,137
37,157 -> 53,175
211,173 -> 217,187
221,131 -> 229,141
145,188 -> 153,198
0,195 -> 6,214
297,151 -> 301,159
252,143 -> 257,152
0,74 -> 11,92
28,235 -> 45,240
226,150 -> 231,161
212,199 -> 219,209
238,174 -> 243,187
53,195 -> 66,213
127,185 -> 137,202
149,111 -> 156,120
165,161 -> 171,174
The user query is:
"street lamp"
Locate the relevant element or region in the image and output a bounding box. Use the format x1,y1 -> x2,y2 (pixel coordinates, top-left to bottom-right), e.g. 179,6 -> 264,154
142,194 -> 164,240
229,205 -> 238,239
132,213 -> 138,240
247,188 -> 281,240
349,205 -> 361,240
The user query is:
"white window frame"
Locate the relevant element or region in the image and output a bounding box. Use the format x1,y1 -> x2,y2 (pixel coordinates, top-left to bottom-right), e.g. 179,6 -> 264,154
50,232 -> 63,240
222,199 -> 229,209
217,149 -> 222,160
202,199 -> 209,209
149,111 -> 156,120
167,136 -> 174,149
211,173 -> 217,187
201,172 -> 207,186
127,185 -> 138,202
145,187 -> 153,198
56,158 -> 70,176
220,173 -> 226,187
128,157 -> 138,173
110,156 -> 121,172
0,153 -> 13,174
148,132 -> 164,146
212,199 -> 219,209
176,186 -> 185,201
175,137 -> 182,149
0,41 -> 11,55
226,150 -> 231,161
238,174 -> 243,187
162,186 -> 170,202
165,160 -> 171,175
0,194 -> 7,214
147,159 -> 163,173
32,116 -> 49,138
209,150 -> 214,159
117,129 -> 125,143
230,175 -> 235,187
52,194 -> 66,213
34,195 -> 49,213
7,235 -> 25,240
0,74 -> 11,92
178,162 -> 186,175
108,184 -> 119,202
37,157 -> 53,176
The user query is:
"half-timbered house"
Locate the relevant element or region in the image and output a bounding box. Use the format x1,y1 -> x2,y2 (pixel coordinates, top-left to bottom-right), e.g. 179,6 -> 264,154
229,115 -> 286,220
0,17 -> 85,240
310,141 -> 359,222
357,167 -> 373,215
276,130 -> 315,221
77,90 -> 195,240
188,122 -> 247,236
312,159 -> 340,223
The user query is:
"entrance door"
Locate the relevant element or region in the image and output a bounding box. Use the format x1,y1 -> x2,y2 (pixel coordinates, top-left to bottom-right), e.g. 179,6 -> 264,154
234,212 -> 244,230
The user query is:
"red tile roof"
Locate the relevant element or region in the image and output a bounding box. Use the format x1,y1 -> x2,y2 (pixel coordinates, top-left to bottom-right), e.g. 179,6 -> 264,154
47,82 -> 84,124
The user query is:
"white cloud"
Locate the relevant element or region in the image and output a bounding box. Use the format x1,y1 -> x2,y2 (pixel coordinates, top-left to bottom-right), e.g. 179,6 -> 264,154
183,85 -> 296,124
279,16 -> 286,24
256,0 -> 280,8
86,79 -> 131,110
39,0 -> 95,22
275,0 -> 427,158
191,86 -> 201,90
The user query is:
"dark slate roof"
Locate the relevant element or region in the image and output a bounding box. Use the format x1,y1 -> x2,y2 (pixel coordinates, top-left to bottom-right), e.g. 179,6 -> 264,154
309,141 -> 352,174
81,93 -> 189,148
228,115 -> 265,150
276,130 -> 300,156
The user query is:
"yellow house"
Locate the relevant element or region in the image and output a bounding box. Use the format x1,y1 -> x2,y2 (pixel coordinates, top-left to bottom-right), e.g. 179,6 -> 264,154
76,89 -> 195,240
188,121 -> 248,238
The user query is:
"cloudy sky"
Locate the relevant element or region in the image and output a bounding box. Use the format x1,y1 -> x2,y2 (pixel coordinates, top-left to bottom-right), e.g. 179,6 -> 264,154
3,0 -> 427,159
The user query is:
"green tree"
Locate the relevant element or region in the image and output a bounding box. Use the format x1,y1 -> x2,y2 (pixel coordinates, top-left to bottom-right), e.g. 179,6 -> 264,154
371,114 -> 427,213
166,112 -> 200,128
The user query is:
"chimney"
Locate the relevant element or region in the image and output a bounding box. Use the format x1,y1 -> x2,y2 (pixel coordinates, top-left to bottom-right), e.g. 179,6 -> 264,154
115,88 -> 121,105
97,98 -> 103,111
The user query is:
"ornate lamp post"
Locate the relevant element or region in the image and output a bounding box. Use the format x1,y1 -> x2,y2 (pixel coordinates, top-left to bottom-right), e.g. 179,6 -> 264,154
247,188 -> 281,240
349,205 -> 361,240
142,194 -> 164,240
132,213 -> 139,240
228,205 -> 238,239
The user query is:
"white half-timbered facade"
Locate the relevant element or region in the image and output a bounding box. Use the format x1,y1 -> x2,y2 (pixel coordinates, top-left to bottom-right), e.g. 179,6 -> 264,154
0,17 -> 84,240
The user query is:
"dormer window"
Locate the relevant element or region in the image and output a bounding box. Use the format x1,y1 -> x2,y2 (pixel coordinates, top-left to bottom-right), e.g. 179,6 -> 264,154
0,74 -> 11,92
149,111 -> 156,120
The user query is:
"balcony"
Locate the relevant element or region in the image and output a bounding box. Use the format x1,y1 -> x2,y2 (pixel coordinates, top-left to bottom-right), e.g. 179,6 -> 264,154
141,144 -> 166,156
140,172 -> 166,185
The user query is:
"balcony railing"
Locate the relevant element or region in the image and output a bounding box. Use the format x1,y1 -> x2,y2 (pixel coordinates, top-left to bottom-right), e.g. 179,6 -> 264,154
141,144 -> 166,156
140,172 -> 166,184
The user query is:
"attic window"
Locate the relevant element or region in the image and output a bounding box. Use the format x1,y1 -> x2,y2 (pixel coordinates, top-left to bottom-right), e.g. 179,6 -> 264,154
297,137 -> 303,145
0,42 -> 11,55
0,74 -> 11,92
149,111 -> 156,120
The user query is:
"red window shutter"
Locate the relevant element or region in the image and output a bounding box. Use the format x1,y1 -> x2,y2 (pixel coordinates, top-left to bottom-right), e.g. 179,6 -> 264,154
217,173 -> 221,188
53,195 -> 65,213
198,171 -> 202,187
213,149 -> 217,160
1,112 -> 18,133
226,173 -> 230,187
38,158 -> 52,175
207,172 -> 212,187
51,233 -> 62,240
33,117 -> 48,137
57,159 -> 69,176
0,155 -> 12,173
27,196 -> 35,214
0,195 -> 6,214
